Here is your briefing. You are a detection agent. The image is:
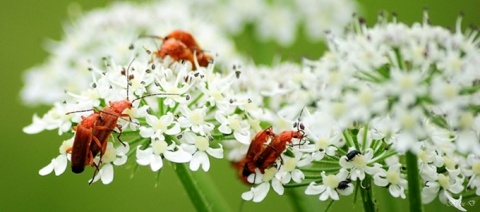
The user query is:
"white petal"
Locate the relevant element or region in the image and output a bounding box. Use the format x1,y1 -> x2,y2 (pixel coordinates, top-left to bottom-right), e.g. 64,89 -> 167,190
319,189 -> 331,201
297,156 -> 312,167
325,146 -> 337,156
279,172 -> 291,184
136,147 -> 153,166
337,168 -> 349,180
234,130 -> 250,144
444,191 -> 466,211
329,188 -> 340,200
305,182 -> 324,195
160,113 -> 174,124
350,169 -> 365,181
114,153 -> 128,166
206,146 -> 223,159
313,151 -> 325,161
219,124 -> 232,134
150,155 -> 163,171
145,114 -> 159,126
164,149 -> 192,163
253,182 -> 270,202
139,126 -> 154,138
291,169 -> 305,183
181,144 -> 197,154
39,160 -> 54,176
23,114 -> 46,134
422,183 -> 439,203
100,164 -> 114,184
339,157 -> 354,168
272,180 -> 284,195
338,184 -> 354,196
199,152 -> 211,171
189,152 -> 202,171
373,172 -> 389,187
165,123 -> 181,135
214,111 -> 228,124
241,190 -> 254,201
389,185 -> 403,198
116,143 -> 130,154
53,155 -> 67,176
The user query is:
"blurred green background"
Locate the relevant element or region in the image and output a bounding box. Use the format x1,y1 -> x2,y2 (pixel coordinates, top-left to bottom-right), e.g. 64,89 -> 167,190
1,0 -> 479,211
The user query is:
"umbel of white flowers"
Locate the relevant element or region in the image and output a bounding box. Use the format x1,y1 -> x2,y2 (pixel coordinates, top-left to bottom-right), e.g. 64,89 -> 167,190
21,1 -> 479,211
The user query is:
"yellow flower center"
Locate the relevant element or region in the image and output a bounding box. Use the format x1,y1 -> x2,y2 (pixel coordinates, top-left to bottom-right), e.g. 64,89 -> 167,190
152,140 -> 168,155
386,170 -> 401,185
195,136 -> 209,152
438,174 -> 450,189
324,175 -> 340,188
472,161 -> 480,175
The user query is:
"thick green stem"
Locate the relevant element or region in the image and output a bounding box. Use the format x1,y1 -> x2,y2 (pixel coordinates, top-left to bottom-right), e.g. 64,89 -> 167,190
173,163 -> 232,212
360,175 -> 376,212
406,151 -> 423,212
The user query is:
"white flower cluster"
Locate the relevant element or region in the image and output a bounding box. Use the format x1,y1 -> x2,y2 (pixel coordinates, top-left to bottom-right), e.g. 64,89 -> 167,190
20,1 -> 240,106
229,13 -> 480,211
185,0 -> 357,45
21,0 -> 357,106
21,0 -> 480,210
23,42 -> 259,184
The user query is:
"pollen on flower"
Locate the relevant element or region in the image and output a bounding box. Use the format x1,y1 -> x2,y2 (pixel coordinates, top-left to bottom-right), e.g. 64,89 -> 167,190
324,174 -> 340,188
152,140 -> 168,155
315,137 -> 330,150
195,136 -> 210,152
262,167 -> 277,182
443,157 -> 455,170
227,116 -> 241,131
190,110 -> 205,125
153,119 -> 168,132
399,74 -> 417,90
331,102 -> 346,118
438,174 -> 450,189
358,89 -> 373,105
400,113 -> 416,130
210,89 -> 224,101
327,70 -> 343,86
418,150 -> 428,162
441,84 -> 457,100
459,112 -> 474,129
102,144 -> 117,163
472,162 -> 480,175
446,55 -> 463,73
386,170 -> 401,185
283,157 -> 297,172
351,155 -> 368,169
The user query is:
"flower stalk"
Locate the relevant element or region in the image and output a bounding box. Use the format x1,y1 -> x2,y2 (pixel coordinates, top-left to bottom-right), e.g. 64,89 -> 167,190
360,176 -> 376,212
406,151 -> 423,212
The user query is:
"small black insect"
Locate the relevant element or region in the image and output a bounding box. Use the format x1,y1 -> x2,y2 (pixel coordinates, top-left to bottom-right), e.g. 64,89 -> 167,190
346,150 -> 361,162
337,179 -> 351,190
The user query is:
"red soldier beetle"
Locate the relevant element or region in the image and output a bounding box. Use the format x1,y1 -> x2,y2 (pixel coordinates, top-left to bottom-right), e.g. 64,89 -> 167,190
241,126 -> 275,177
87,60 -> 178,183
141,30 -> 213,70
255,110 -> 307,173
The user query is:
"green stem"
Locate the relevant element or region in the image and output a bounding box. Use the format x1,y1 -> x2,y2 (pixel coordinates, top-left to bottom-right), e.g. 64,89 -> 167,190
286,188 -> 319,212
173,163 -> 232,212
360,175 -> 376,212
406,151 -> 423,212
